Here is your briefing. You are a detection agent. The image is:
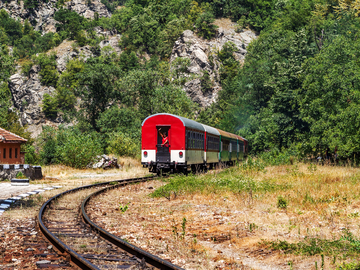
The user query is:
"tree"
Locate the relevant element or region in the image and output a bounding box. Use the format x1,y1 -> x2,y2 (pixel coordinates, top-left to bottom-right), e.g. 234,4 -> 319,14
42,93 -> 58,119
76,56 -> 122,130
195,11 -> 218,39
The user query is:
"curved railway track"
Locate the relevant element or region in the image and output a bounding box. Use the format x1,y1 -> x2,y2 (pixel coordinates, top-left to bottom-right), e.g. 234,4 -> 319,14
38,176 -> 184,270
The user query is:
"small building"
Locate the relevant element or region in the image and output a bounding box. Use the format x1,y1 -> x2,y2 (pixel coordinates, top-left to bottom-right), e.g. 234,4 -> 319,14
0,128 -> 27,164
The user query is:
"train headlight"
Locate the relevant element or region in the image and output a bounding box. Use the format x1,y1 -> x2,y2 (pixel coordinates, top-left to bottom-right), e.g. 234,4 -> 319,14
179,151 -> 183,158
144,151 -> 148,157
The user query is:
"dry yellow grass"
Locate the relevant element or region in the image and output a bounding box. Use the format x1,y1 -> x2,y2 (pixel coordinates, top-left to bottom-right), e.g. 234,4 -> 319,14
3,161 -> 360,269
88,163 -> 360,269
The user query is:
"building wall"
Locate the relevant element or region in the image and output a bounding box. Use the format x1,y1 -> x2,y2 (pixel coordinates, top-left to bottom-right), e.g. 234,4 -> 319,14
0,142 -> 23,164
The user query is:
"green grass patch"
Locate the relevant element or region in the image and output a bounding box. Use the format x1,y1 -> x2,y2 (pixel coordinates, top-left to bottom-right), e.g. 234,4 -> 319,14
261,230 -> 360,258
151,168 -> 291,198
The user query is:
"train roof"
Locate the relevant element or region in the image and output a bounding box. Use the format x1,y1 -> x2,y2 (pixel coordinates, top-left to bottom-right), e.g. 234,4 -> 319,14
142,113 -> 205,131
237,135 -> 248,142
216,128 -> 238,139
201,124 -> 220,136
142,114 -> 247,141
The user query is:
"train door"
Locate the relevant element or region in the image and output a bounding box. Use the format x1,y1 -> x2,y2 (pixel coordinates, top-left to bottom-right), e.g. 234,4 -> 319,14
156,126 -> 170,163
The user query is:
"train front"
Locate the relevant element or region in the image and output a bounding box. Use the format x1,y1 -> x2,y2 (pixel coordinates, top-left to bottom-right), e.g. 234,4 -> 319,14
141,114 -> 186,174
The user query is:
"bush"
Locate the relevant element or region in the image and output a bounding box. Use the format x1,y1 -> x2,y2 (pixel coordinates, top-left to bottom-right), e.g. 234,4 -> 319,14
42,93 -> 58,119
39,126 -> 102,168
106,132 -> 139,158
24,144 -> 39,164
195,11 -> 218,39
39,126 -> 59,165
277,196 -> 288,209
59,131 -> 102,168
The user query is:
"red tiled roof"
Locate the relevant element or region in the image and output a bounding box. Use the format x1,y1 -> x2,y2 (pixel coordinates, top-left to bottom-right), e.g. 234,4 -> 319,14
0,128 -> 27,143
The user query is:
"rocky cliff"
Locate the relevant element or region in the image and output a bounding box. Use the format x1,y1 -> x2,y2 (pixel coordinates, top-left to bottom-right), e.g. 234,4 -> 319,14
170,23 -> 256,107
9,34 -> 122,137
0,0 -> 111,33
5,7 -> 256,137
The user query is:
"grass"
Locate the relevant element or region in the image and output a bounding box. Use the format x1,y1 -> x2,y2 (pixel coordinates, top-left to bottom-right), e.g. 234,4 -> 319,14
151,166 -> 291,199
260,230 -> 360,257
148,160 -> 360,268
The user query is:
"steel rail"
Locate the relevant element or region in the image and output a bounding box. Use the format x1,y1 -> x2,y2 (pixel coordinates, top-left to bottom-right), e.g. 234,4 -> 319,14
81,178 -> 184,270
37,175 -> 182,270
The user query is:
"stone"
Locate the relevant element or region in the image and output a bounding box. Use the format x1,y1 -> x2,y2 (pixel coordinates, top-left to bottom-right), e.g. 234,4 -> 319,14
170,28 -> 257,107
36,260 -> 51,265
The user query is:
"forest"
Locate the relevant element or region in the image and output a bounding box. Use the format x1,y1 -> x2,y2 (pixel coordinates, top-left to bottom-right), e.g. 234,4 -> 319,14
0,0 -> 360,167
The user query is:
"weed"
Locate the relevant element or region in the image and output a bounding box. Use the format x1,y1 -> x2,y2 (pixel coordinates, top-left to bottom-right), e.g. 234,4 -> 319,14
249,223 -> 257,232
239,157 -> 266,172
172,219 -> 178,239
109,181 -> 118,185
277,196 -> 288,209
261,230 -> 360,258
151,169 -> 290,198
308,163 -> 317,173
119,202 -> 129,213
80,244 -> 86,248
15,171 -> 27,179
349,212 -> 360,218
337,261 -> 360,269
181,217 -> 187,240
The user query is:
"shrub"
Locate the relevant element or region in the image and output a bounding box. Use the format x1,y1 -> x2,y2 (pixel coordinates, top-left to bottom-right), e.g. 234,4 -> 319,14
277,196 -> 288,209
24,144 -> 39,164
59,131 -> 102,168
42,93 -> 58,119
195,11 -> 218,39
106,132 -> 139,158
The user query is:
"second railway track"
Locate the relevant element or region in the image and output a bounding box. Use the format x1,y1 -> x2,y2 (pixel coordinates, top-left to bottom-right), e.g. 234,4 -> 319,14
38,176 -> 183,270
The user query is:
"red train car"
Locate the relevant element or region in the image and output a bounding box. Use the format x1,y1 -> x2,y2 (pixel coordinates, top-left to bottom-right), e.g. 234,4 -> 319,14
141,113 -> 247,174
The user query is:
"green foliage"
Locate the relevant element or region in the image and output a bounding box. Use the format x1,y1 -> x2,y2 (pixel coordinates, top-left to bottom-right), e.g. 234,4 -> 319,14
97,106 -> 141,137
119,202 -> 129,213
200,70 -> 212,92
262,230 -> 360,259
42,93 -> 58,119
20,57 -> 34,77
36,53 -> 59,87
106,132 -> 139,158
39,126 -> 59,165
76,56 -> 121,130
277,196 -> 288,209
24,0 -> 43,9
39,126 -> 102,168
151,168 -> 290,198
56,59 -> 84,114
24,144 -> 39,165
59,130 -> 102,168
55,9 -> 88,39
118,50 -> 140,72
16,171 -> 27,179
194,11 -> 218,39
218,41 -> 239,81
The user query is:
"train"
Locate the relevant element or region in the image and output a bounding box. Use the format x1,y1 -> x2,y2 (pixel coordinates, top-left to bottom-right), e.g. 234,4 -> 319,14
141,113 -> 248,174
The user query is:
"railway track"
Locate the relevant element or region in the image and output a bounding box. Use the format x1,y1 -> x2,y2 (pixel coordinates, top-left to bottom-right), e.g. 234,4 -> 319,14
38,176 -> 184,270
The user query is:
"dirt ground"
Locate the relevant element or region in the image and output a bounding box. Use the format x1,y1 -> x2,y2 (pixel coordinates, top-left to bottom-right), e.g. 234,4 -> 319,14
2,162 -> 360,269
86,180 -> 314,269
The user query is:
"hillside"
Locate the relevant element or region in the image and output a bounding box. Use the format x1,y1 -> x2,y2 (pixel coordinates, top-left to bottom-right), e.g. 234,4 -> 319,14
0,0 -> 359,165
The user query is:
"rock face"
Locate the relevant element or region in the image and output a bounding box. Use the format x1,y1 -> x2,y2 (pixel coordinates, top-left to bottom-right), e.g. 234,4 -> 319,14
0,0 -> 111,34
8,36 -> 121,137
170,28 -> 257,107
